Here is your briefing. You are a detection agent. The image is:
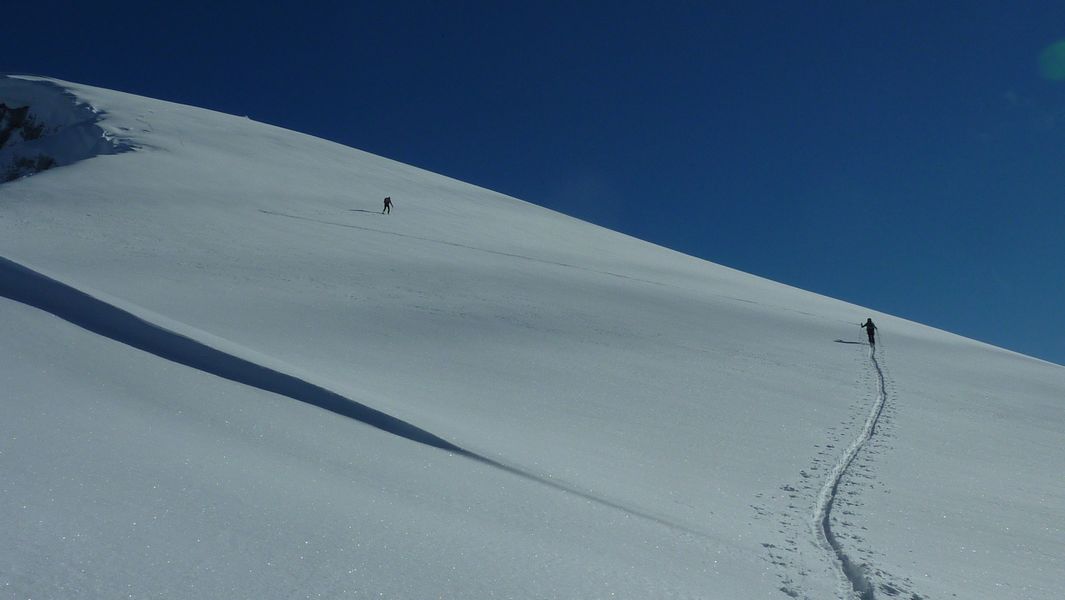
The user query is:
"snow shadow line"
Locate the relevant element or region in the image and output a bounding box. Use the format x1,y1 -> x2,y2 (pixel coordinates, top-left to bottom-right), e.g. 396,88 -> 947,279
0,255 -> 464,454
0,255 -> 706,539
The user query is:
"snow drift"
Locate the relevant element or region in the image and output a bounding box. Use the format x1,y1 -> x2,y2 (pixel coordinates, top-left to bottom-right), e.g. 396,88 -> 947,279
0,75 -> 131,182
1,76 -> 1062,600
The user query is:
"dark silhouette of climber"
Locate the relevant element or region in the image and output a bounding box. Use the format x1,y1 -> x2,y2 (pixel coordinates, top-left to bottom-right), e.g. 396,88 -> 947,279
862,318 -> 877,346
382,196 -> 393,214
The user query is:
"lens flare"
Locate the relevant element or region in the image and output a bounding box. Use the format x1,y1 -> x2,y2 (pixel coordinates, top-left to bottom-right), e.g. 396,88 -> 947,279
1038,40 -> 1065,81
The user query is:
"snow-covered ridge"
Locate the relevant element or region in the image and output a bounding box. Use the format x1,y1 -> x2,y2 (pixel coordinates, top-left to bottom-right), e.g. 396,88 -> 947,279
1,77 -> 1062,599
0,75 -> 132,182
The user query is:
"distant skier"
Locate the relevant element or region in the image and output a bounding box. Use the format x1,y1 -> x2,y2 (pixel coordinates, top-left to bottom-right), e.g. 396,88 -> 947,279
382,196 -> 393,214
862,318 -> 877,346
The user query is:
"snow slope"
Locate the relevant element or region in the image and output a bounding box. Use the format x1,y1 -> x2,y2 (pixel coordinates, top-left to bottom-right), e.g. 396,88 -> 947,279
1,75 -> 1062,599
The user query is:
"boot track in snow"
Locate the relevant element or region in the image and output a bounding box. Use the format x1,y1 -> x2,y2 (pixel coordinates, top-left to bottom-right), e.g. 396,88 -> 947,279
813,345 -> 888,599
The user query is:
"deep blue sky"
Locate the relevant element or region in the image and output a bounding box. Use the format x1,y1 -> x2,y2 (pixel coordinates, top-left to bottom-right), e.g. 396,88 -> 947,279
4,2 -> 1064,365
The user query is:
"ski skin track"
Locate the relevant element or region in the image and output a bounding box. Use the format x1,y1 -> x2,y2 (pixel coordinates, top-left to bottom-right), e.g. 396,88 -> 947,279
813,344 -> 888,600
0,255 -> 708,541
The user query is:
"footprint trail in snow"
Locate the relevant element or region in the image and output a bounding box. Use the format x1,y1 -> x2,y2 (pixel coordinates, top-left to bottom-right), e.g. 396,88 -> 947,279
813,345 -> 888,599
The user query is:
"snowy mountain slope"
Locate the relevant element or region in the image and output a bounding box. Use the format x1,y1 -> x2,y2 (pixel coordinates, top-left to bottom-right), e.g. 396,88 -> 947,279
1,75 -> 1062,599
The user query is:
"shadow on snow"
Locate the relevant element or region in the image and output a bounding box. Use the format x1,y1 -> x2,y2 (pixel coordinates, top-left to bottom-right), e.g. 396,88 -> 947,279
0,255 -> 708,539
0,255 -> 464,454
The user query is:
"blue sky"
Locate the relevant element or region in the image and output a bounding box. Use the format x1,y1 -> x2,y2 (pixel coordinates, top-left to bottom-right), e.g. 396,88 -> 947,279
4,2 -> 1064,365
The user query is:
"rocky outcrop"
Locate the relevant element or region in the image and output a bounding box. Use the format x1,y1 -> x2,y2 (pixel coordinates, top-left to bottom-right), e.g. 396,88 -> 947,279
0,103 -> 44,147
0,103 -> 55,182
0,76 -> 132,183
3,154 -> 57,182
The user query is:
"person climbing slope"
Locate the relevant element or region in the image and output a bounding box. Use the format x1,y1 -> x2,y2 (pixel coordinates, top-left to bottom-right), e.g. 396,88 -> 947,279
382,196 -> 393,214
862,318 -> 877,346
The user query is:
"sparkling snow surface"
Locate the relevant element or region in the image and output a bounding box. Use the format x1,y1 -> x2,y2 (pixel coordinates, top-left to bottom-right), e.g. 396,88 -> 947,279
1,77 -> 1062,599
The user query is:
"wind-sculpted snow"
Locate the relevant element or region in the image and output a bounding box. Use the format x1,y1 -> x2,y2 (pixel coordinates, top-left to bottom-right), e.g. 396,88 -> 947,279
0,76 -> 132,181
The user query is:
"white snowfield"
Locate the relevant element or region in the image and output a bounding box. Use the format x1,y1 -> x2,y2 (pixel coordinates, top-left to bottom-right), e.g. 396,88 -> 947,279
1,76 -> 1062,600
